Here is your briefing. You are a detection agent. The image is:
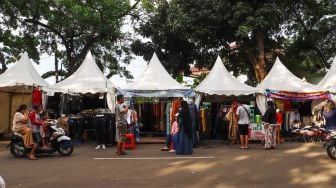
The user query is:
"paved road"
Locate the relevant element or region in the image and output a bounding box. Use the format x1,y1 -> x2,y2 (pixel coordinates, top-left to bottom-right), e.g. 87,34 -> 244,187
0,141 -> 335,188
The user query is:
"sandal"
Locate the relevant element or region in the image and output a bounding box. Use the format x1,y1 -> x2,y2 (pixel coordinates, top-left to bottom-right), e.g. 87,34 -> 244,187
29,156 -> 37,160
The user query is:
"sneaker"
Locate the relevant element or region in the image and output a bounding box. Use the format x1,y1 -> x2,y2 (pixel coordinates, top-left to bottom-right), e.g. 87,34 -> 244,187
95,145 -> 101,150
102,145 -> 106,149
160,146 -> 169,151
169,149 -> 175,153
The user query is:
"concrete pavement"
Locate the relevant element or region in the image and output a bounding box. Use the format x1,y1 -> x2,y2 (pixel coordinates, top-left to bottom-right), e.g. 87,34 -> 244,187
0,142 -> 335,188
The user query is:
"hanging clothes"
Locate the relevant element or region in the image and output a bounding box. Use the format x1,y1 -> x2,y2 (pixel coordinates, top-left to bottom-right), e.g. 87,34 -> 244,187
171,98 -> 182,122
165,102 -> 172,136
32,87 -> 42,107
226,107 -> 237,142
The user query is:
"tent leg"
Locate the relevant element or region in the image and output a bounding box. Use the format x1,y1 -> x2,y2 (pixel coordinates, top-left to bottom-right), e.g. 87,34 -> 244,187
7,94 -> 13,133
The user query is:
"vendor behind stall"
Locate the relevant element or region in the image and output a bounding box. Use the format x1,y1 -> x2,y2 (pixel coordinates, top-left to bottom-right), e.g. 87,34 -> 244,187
323,100 -> 336,130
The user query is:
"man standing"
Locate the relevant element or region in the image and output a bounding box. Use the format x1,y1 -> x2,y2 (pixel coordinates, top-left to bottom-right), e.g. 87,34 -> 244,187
236,103 -> 251,149
115,94 -> 128,155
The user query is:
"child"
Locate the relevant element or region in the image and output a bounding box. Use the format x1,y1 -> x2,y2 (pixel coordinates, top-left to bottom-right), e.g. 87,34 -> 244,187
41,111 -> 51,149
169,113 -> 180,152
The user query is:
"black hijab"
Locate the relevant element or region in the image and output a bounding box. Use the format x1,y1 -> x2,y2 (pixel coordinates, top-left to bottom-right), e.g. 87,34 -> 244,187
179,101 -> 192,139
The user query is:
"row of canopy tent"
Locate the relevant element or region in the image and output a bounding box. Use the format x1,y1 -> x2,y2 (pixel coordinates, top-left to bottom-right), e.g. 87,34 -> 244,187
0,50 -> 335,134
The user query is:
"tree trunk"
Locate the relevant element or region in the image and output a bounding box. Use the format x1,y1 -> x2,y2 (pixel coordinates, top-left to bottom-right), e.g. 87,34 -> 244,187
55,53 -> 59,83
53,41 -> 59,82
255,31 -> 267,83
313,46 -> 329,69
0,52 -> 7,74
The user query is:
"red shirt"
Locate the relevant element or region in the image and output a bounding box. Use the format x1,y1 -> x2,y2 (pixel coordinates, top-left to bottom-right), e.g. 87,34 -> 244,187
276,112 -> 283,124
29,111 -> 43,126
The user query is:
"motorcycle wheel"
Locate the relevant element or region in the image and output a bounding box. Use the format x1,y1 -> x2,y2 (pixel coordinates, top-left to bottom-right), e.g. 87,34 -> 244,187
10,143 -> 27,158
57,141 -> 73,156
326,145 -> 336,160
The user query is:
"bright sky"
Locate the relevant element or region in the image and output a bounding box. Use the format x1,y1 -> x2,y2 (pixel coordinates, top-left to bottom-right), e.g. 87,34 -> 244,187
20,53 -> 148,88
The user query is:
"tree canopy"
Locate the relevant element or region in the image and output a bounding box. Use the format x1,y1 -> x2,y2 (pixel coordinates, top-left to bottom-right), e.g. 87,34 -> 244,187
0,0 -> 143,80
132,0 -> 336,85
0,0 -> 335,84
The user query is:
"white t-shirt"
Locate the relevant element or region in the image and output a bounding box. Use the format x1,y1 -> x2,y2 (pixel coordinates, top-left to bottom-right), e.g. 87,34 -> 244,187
127,109 -> 132,124
236,105 -> 250,124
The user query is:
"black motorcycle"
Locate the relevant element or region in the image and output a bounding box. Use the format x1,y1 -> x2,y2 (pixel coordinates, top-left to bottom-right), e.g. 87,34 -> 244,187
7,120 -> 74,158
323,130 -> 336,160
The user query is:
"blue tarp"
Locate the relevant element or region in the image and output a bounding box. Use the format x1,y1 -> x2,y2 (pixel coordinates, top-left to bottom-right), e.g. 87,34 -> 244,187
118,89 -> 195,98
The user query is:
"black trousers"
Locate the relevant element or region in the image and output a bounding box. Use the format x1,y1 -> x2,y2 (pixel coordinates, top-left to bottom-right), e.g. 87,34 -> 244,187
95,117 -> 108,145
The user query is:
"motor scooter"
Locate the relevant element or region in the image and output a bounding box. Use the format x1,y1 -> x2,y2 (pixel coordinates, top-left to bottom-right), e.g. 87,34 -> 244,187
8,120 -> 74,158
323,130 -> 336,160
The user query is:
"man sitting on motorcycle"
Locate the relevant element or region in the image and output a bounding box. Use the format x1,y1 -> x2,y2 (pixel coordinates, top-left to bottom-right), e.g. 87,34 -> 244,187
12,104 -> 38,160
29,105 -> 49,149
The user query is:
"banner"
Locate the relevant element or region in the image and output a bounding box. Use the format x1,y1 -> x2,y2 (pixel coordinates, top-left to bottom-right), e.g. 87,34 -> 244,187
265,89 -> 330,100
249,123 -> 265,140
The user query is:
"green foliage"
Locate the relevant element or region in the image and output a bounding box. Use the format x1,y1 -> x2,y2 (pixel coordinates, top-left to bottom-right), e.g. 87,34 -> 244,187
282,0 -> 336,69
192,72 -> 208,88
131,0 -> 336,84
132,0 -> 286,83
1,0 -> 142,78
176,74 -> 183,83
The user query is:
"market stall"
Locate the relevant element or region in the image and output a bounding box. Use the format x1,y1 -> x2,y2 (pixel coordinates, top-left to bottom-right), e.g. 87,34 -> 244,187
0,52 -> 49,135
50,51 -> 116,144
195,56 -> 263,140
257,57 -> 329,141
119,53 -> 195,137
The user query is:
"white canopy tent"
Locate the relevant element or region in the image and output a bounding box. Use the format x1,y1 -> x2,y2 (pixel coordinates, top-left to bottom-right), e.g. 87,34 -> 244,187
0,52 -> 49,134
122,53 -> 194,97
51,51 -> 115,94
318,56 -> 336,92
194,56 -> 262,109
256,57 -> 328,114
257,57 -> 325,93
0,52 -> 49,91
195,56 -> 262,95
51,51 -> 116,111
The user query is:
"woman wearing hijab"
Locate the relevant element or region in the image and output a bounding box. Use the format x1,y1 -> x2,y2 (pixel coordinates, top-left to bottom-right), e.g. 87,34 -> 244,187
262,101 -> 277,150
175,101 -> 193,155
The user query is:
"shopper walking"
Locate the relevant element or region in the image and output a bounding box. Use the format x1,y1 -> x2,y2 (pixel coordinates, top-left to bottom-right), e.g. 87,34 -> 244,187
262,101 -> 277,150
175,101 -> 193,155
236,103 -> 251,149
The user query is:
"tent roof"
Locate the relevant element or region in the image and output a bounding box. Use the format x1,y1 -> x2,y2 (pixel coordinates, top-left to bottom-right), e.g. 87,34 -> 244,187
126,53 -> 188,91
318,56 -> 336,89
195,56 -> 262,95
0,52 -> 49,92
257,57 -> 325,93
51,51 -> 115,94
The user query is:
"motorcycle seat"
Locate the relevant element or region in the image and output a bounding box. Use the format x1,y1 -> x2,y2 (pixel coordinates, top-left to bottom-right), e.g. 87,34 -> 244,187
14,133 -> 24,138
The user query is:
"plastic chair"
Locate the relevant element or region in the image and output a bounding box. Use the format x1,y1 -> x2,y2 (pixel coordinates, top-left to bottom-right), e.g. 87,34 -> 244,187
124,133 -> 135,150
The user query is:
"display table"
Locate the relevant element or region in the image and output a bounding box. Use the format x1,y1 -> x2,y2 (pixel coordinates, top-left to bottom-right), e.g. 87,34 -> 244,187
248,123 -> 265,140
